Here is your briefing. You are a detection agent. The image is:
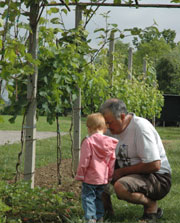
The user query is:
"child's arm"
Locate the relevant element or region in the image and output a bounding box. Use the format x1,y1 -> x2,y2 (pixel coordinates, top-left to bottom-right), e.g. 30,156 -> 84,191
75,139 -> 91,181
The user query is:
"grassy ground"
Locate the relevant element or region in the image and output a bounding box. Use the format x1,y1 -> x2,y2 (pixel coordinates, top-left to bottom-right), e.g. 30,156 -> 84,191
0,115 -> 84,132
0,115 -> 180,222
0,115 -> 87,180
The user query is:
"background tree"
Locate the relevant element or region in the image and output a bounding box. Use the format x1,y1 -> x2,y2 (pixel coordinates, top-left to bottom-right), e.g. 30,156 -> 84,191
161,29 -> 176,48
133,26 -> 176,49
133,37 -> 172,74
114,40 -> 130,65
156,44 -> 180,95
131,26 -> 178,93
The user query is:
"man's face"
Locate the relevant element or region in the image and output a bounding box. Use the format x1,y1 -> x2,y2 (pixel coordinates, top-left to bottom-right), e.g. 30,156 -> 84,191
103,111 -> 124,135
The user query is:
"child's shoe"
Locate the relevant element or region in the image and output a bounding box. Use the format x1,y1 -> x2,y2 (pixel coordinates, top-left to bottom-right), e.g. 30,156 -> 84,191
86,219 -> 96,223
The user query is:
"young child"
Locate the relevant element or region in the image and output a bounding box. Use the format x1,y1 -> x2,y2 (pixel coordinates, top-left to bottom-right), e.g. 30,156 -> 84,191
75,113 -> 118,223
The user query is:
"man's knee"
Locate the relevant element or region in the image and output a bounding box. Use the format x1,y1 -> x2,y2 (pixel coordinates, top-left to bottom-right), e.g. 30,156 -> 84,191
114,181 -> 128,200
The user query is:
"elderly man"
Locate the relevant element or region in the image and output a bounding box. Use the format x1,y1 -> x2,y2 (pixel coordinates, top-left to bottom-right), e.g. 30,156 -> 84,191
100,98 -> 171,222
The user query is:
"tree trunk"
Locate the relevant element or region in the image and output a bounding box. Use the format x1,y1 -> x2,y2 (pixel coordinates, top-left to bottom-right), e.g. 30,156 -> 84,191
24,3 -> 39,188
73,5 -> 83,173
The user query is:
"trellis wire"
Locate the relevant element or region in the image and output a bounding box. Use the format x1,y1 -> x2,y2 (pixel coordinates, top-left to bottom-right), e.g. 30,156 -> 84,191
14,101 -> 31,183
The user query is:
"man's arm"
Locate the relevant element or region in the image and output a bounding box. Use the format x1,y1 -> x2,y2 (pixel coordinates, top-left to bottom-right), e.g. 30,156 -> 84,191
112,160 -> 161,182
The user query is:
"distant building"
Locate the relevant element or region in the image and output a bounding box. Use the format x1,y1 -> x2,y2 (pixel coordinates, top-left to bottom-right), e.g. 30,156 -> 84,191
157,94 -> 180,127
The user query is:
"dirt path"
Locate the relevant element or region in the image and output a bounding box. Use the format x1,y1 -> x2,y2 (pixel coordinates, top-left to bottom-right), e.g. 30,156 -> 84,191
0,130 -> 66,145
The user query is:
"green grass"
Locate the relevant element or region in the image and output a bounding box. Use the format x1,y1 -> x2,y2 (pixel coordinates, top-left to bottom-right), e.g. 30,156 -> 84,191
156,126 -> 180,140
0,115 -> 180,222
0,115 -> 86,132
0,115 -> 87,180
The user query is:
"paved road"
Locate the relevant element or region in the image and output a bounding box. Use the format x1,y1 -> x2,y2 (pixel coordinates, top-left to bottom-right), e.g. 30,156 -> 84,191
0,130 -> 62,145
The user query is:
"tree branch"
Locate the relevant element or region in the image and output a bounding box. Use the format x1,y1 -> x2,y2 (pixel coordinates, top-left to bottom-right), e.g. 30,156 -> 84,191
59,0 -> 71,11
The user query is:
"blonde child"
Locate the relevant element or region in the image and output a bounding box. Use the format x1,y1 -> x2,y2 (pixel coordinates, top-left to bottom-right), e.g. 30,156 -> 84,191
75,113 -> 118,223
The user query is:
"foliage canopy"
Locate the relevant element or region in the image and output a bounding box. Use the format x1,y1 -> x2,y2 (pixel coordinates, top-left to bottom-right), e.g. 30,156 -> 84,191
1,0 -> 178,123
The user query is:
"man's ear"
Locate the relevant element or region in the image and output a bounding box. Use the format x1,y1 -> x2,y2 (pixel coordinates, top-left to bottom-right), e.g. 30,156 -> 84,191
120,113 -> 126,120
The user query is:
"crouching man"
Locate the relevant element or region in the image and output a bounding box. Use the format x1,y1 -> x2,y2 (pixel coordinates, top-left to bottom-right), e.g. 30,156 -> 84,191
100,98 -> 172,222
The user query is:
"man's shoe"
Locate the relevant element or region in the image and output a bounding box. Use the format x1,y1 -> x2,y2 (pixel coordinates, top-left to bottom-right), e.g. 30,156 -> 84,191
139,208 -> 163,223
156,208 -> 163,219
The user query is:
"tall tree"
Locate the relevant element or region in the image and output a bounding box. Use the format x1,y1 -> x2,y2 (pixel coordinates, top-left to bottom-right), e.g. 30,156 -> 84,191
156,44 -> 180,95
133,26 -> 176,49
133,38 -> 171,76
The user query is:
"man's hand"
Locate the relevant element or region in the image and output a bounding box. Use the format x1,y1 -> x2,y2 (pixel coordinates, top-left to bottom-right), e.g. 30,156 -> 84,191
112,161 -> 161,184
112,168 -> 123,183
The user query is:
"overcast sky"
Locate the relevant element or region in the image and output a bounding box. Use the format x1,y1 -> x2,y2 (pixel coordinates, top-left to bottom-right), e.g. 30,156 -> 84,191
61,0 -> 180,48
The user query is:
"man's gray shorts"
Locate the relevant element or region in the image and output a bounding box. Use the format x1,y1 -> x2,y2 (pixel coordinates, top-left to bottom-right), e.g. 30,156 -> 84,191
105,173 -> 171,201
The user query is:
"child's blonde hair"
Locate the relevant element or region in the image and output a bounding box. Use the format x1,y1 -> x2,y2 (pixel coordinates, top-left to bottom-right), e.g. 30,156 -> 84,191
86,113 -> 106,131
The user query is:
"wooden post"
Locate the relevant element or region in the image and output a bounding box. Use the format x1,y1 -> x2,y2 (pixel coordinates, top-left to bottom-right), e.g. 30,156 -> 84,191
0,79 -> 2,99
108,31 -> 115,91
128,47 -> 133,80
143,58 -> 156,126
73,5 -> 82,173
24,3 -> 39,188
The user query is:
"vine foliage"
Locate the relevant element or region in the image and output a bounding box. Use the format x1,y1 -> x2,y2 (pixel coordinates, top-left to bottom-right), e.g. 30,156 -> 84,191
0,0 -> 165,183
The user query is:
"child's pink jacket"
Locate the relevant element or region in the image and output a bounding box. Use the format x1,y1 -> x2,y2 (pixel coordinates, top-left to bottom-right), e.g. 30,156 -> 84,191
75,133 -> 118,185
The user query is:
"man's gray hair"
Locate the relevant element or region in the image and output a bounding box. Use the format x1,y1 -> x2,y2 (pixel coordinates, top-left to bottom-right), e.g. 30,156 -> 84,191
100,98 -> 128,119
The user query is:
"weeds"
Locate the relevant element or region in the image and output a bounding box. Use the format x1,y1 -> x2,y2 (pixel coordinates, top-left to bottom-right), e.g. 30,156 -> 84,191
0,181 -> 82,222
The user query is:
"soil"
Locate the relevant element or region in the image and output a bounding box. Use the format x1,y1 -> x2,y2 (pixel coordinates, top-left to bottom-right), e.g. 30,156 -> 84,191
34,159 -> 82,196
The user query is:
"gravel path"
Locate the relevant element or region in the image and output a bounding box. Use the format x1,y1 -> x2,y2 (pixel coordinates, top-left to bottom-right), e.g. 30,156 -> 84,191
0,130 -> 66,145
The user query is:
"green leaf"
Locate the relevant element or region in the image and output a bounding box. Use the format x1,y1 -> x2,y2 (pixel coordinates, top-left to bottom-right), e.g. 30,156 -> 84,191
47,7 -> 59,15
171,0 -> 180,2
50,18 -> 61,24
114,0 -> 121,3
42,103 -> 50,113
0,2 -> 6,7
39,91 -> 47,97
0,18 -> 3,27
130,27 -> 142,35
0,199 -> 11,212
120,33 -> 125,39
94,28 -> 105,33
111,24 -> 118,28
61,8 -> 68,15
5,49 -> 16,64
50,7 -> 59,13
